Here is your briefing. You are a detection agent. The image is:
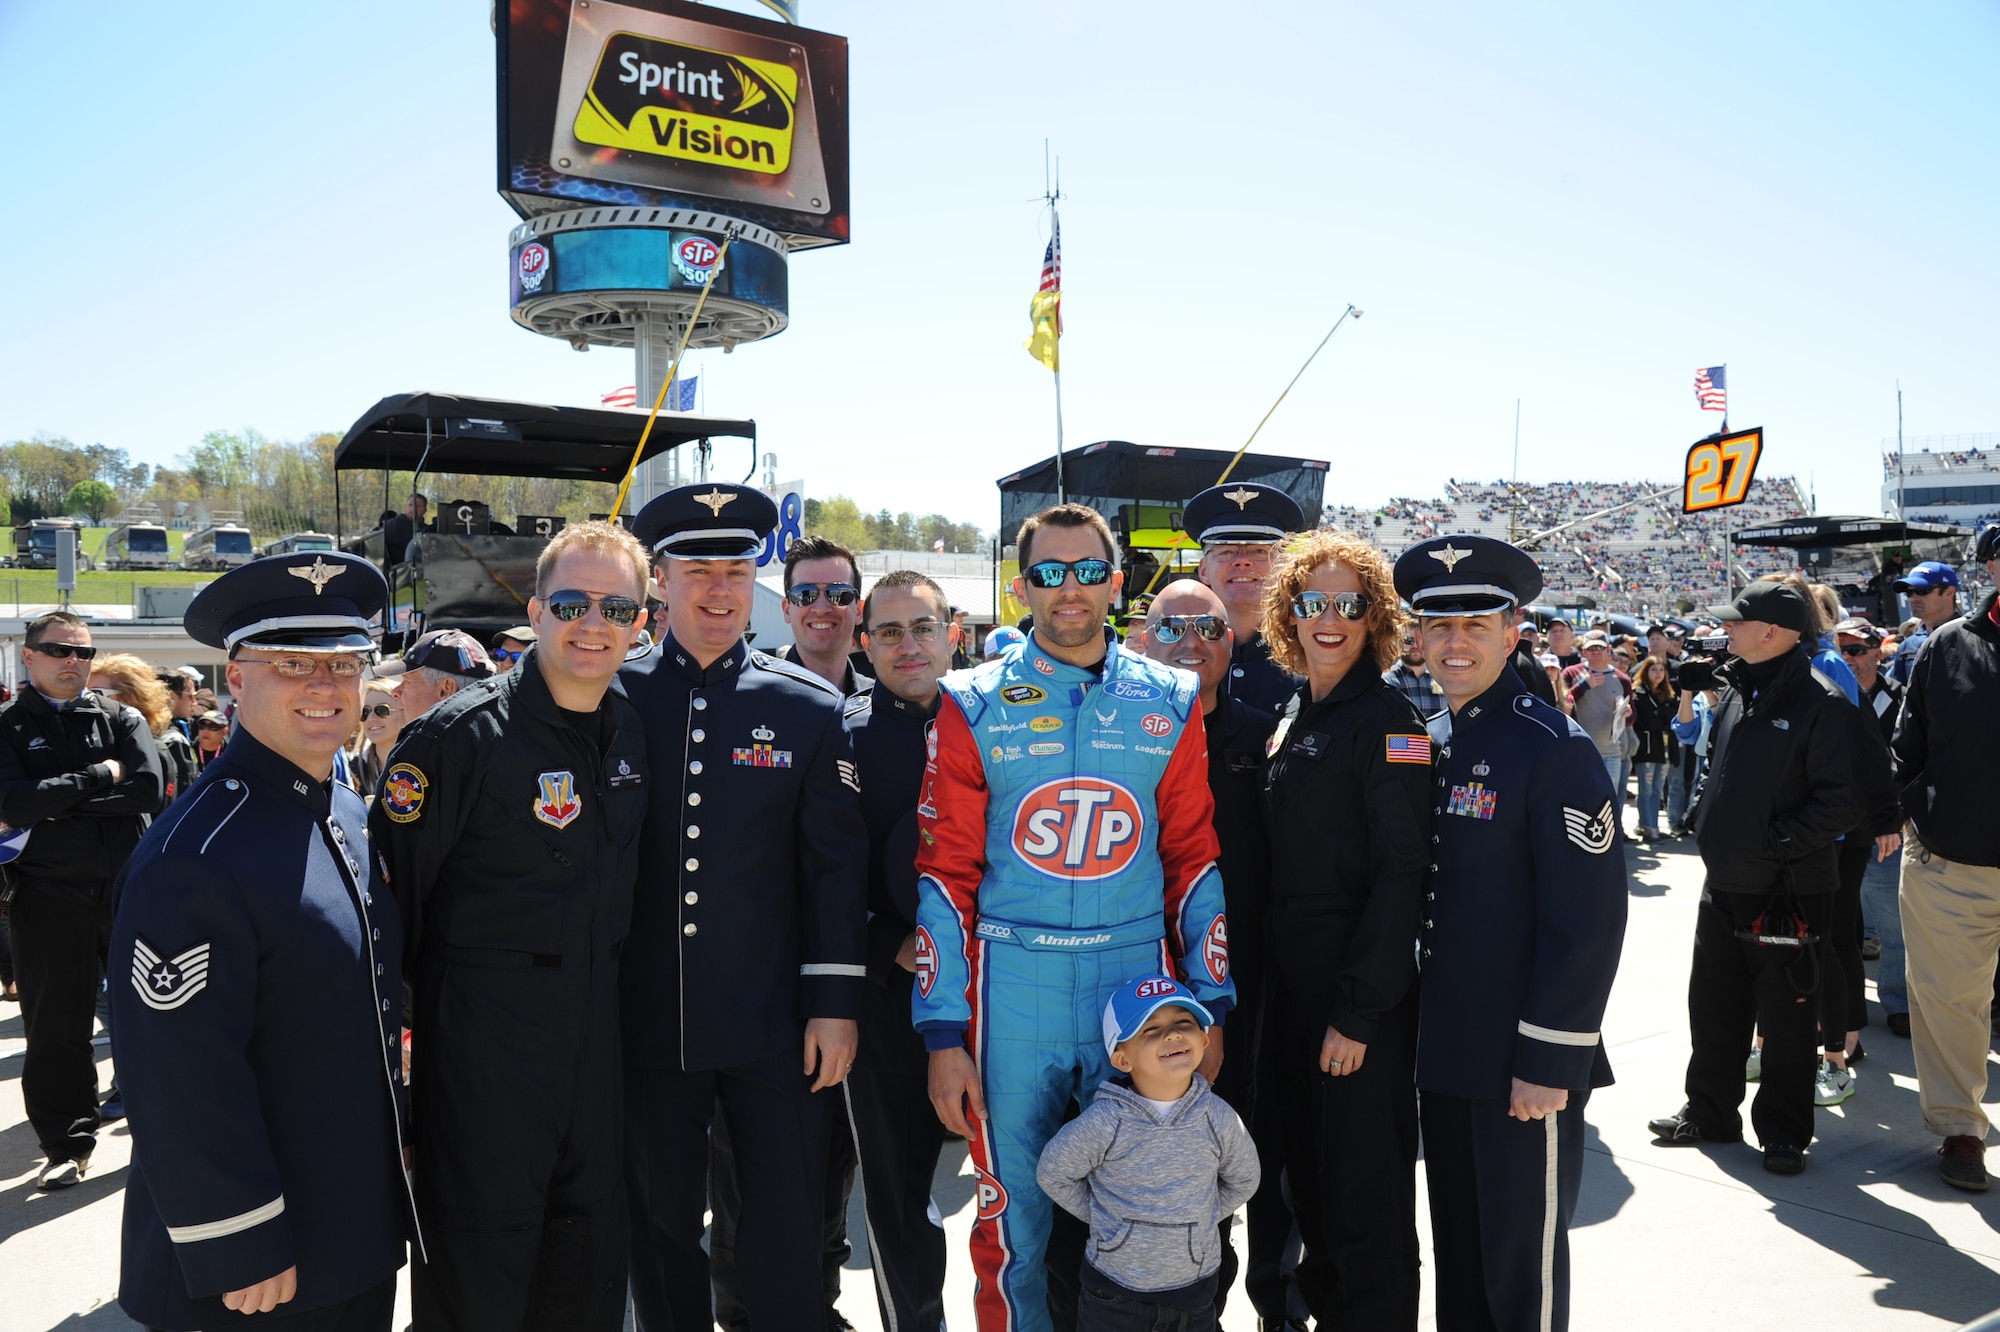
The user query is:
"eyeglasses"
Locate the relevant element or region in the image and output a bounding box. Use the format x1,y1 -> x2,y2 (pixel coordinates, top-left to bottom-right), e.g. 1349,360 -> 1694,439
491,647 -> 523,663
543,590 -> 643,626
26,642 -> 96,660
1150,615 -> 1227,644
238,655 -> 368,678
786,582 -> 860,609
363,703 -> 399,718
868,620 -> 942,646
198,721 -> 228,731
1023,559 -> 1112,590
1839,643 -> 1875,657
1291,591 -> 1369,621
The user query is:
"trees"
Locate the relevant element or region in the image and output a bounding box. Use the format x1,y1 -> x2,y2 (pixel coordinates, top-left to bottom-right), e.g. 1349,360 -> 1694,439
65,480 -> 118,523
804,495 -> 986,552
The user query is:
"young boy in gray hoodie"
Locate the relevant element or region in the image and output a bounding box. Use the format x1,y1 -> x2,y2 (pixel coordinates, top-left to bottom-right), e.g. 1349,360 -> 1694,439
1037,975 -> 1261,1331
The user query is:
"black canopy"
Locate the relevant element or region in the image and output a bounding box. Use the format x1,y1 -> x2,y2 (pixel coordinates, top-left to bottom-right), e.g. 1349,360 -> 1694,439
334,392 -> 756,482
996,441 -> 1328,547
1731,515 -> 1971,548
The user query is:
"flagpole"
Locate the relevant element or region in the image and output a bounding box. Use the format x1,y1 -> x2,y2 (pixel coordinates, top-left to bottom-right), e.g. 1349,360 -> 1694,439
1053,361 -> 1066,505
1046,144 -> 1066,505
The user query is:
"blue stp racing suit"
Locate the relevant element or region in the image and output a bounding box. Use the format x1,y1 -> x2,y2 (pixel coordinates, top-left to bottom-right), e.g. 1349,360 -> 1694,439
913,634 -> 1234,1332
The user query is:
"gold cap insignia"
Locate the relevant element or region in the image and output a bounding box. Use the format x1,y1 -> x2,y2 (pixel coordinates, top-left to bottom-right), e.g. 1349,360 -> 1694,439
287,557 -> 344,596
694,489 -> 737,517
1428,544 -> 1471,574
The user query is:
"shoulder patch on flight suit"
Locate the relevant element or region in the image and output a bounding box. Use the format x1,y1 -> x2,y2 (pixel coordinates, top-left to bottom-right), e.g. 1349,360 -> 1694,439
382,763 -> 427,823
130,936 -> 212,1010
1385,734 -> 1433,763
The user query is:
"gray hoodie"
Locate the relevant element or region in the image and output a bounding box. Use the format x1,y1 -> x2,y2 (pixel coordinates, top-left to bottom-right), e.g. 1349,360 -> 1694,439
1035,1074 -> 1260,1293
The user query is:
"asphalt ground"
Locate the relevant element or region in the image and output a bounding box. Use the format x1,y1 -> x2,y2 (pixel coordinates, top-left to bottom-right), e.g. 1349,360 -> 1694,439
7,829 -> 2000,1330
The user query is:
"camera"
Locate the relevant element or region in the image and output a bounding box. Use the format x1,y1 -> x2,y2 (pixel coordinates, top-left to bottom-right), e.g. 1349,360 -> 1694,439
1738,902 -> 1816,949
1677,655 -> 1720,692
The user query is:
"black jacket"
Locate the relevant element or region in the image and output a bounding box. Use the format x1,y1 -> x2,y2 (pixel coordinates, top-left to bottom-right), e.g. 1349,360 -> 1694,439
1207,696 -> 1278,995
1894,591 -> 2000,866
0,687 -> 163,901
158,727 -> 199,807
1693,648 -> 1866,895
1628,689 -> 1678,765
844,685 -> 935,1078
1512,641 -> 1558,708
1261,671 -> 1432,1044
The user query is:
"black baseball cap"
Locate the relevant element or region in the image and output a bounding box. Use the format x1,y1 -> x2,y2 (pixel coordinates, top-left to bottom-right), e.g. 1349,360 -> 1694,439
1708,583 -> 1811,634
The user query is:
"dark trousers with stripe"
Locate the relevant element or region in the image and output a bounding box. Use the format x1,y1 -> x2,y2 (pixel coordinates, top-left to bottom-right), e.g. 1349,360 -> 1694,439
1420,1089 -> 1591,1332
625,1050 -> 831,1332
708,1091 -> 857,1330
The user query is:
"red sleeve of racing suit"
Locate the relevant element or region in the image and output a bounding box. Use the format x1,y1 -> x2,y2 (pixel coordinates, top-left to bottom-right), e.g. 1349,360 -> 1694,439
911,693 -> 990,1049
1156,706 -> 1234,1019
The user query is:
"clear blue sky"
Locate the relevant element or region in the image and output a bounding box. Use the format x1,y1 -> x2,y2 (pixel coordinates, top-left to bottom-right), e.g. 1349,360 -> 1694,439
2,1 -> 1995,527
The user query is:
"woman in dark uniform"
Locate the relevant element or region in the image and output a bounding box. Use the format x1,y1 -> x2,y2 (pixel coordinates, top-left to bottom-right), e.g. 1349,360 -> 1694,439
1260,530 -> 1434,1330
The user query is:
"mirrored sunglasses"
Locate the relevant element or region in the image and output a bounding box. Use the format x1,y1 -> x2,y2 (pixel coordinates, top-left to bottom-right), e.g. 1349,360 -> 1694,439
363,703 -> 398,718
544,590 -> 643,626
1150,615 -> 1227,644
1024,559 -> 1112,589
786,582 -> 860,608
1291,591 -> 1369,622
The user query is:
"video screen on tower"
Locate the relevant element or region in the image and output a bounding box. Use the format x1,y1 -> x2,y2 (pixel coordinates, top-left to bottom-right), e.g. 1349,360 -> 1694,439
498,0 -> 850,246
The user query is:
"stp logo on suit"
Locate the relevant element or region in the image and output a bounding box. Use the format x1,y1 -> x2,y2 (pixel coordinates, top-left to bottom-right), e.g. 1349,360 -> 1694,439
1011,778 -> 1143,880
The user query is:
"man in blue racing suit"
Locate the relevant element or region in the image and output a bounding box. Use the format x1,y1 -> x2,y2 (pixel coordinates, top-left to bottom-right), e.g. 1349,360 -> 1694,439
915,504 -> 1234,1332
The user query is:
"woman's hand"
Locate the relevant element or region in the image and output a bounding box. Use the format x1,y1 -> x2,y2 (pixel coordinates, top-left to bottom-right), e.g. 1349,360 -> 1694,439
1319,1026 -> 1368,1077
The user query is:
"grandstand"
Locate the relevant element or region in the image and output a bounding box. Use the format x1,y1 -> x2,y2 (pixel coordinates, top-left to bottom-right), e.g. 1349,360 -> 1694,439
1882,434 -> 2000,532
1323,474 -> 1828,616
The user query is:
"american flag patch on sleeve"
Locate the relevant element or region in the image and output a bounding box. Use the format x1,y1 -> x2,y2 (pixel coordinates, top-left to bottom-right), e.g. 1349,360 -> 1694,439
1385,734 -> 1432,764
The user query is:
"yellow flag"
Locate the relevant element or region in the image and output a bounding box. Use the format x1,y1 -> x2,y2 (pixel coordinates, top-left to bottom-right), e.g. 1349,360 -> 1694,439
1023,291 -> 1061,372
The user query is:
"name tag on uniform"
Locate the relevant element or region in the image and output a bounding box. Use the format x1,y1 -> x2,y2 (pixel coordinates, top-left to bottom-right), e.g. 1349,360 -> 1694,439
608,756 -> 645,789
1289,731 -> 1327,760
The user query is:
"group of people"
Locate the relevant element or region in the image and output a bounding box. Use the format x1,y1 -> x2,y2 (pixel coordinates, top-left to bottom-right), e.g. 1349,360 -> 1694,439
2,467 -> 1992,1332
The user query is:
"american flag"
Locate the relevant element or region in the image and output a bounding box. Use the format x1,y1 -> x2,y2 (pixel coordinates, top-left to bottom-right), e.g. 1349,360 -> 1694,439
1038,215 -> 1062,334
1385,734 -> 1432,764
1694,365 -> 1727,412
602,385 -> 637,408
602,378 -> 698,411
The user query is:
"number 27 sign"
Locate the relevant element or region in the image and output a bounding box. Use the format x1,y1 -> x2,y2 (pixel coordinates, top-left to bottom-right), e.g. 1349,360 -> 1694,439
1683,427 -> 1763,514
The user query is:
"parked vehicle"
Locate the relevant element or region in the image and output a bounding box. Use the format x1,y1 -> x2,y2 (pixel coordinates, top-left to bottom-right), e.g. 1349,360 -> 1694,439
182,521 -> 255,571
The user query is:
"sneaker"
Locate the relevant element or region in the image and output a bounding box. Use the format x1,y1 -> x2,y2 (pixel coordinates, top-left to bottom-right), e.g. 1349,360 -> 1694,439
98,1096 -> 125,1125
1745,1047 -> 1762,1081
1815,1061 -> 1856,1106
1887,1012 -> 1912,1038
35,1157 -> 86,1190
1648,1105 -> 1737,1145
1940,1136 -> 1990,1191
1763,1143 -> 1806,1175
1861,937 -> 1883,961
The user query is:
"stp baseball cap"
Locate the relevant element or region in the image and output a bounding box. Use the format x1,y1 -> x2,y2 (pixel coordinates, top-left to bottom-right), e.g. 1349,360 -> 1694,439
1102,975 -> 1213,1058
1891,561 -> 1959,593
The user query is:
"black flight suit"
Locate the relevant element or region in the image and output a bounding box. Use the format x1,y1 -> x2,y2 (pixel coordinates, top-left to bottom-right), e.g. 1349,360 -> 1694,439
0,686 -> 162,1169
112,727 -> 415,1331
1227,630 -> 1297,716
616,634 -> 869,1332
1419,674 -> 1627,1332
842,685 -> 952,1332
1201,694 -> 1302,1324
1262,672 -> 1432,1328
373,649 -> 648,1332
1512,640 -> 1558,708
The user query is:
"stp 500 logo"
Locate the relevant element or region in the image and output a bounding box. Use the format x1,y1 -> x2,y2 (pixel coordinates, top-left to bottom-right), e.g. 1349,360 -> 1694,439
1011,778 -> 1144,880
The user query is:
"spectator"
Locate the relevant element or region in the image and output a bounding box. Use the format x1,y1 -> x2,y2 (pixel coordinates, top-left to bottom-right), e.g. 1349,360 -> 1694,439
1382,625 -> 1445,720
1888,562 -> 1961,686
194,710 -> 230,767
489,626 -> 535,675
1649,582 -> 1866,1174
1628,656 -> 1677,842
1893,525 -> 2000,1189
371,628 -> 495,720
1839,619 -> 1906,1020
0,612 -> 164,1189
349,679 -> 405,799
1563,632 -> 1632,818
86,656 -> 186,808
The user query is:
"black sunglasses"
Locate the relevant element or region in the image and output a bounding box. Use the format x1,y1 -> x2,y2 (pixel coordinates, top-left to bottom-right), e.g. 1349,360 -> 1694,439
543,590 -> 643,627
27,642 -> 96,660
1150,614 -> 1227,644
1839,643 -> 1875,657
362,703 -> 398,718
1024,559 -> 1112,590
490,647 -> 523,663
1291,591 -> 1369,622
786,582 -> 859,608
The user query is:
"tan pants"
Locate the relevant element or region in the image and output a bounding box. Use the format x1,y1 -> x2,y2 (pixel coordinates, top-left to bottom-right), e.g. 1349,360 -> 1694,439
1901,834 -> 2000,1139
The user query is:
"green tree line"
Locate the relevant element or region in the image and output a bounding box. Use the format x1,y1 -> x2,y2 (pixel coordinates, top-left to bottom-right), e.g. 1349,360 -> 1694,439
803,496 -> 987,553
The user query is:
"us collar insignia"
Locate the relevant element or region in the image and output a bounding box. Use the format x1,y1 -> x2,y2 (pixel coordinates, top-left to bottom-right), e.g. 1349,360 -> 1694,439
288,557 -> 344,595
1428,544 -> 1470,573
694,488 -> 737,516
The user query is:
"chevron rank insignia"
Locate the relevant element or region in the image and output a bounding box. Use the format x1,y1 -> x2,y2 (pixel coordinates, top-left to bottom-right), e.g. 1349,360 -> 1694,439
132,937 -> 213,1011
1562,801 -> 1616,854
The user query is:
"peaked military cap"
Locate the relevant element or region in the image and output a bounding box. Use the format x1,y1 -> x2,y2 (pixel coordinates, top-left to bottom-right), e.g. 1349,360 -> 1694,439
1393,535 -> 1544,617
634,483 -> 778,560
185,551 -> 386,653
1182,482 -> 1305,546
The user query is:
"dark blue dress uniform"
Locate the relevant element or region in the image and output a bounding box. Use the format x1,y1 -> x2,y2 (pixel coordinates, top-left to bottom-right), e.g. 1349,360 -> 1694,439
371,645 -> 648,1332
1183,482 -> 1306,717
615,484 -> 870,1332
111,553 -> 415,1331
1394,536 -> 1627,1332
840,684 -> 952,1332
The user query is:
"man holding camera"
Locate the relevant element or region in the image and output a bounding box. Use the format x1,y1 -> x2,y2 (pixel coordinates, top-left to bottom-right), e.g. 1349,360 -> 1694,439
1648,582 -> 1867,1173
1896,524 -> 2000,1189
